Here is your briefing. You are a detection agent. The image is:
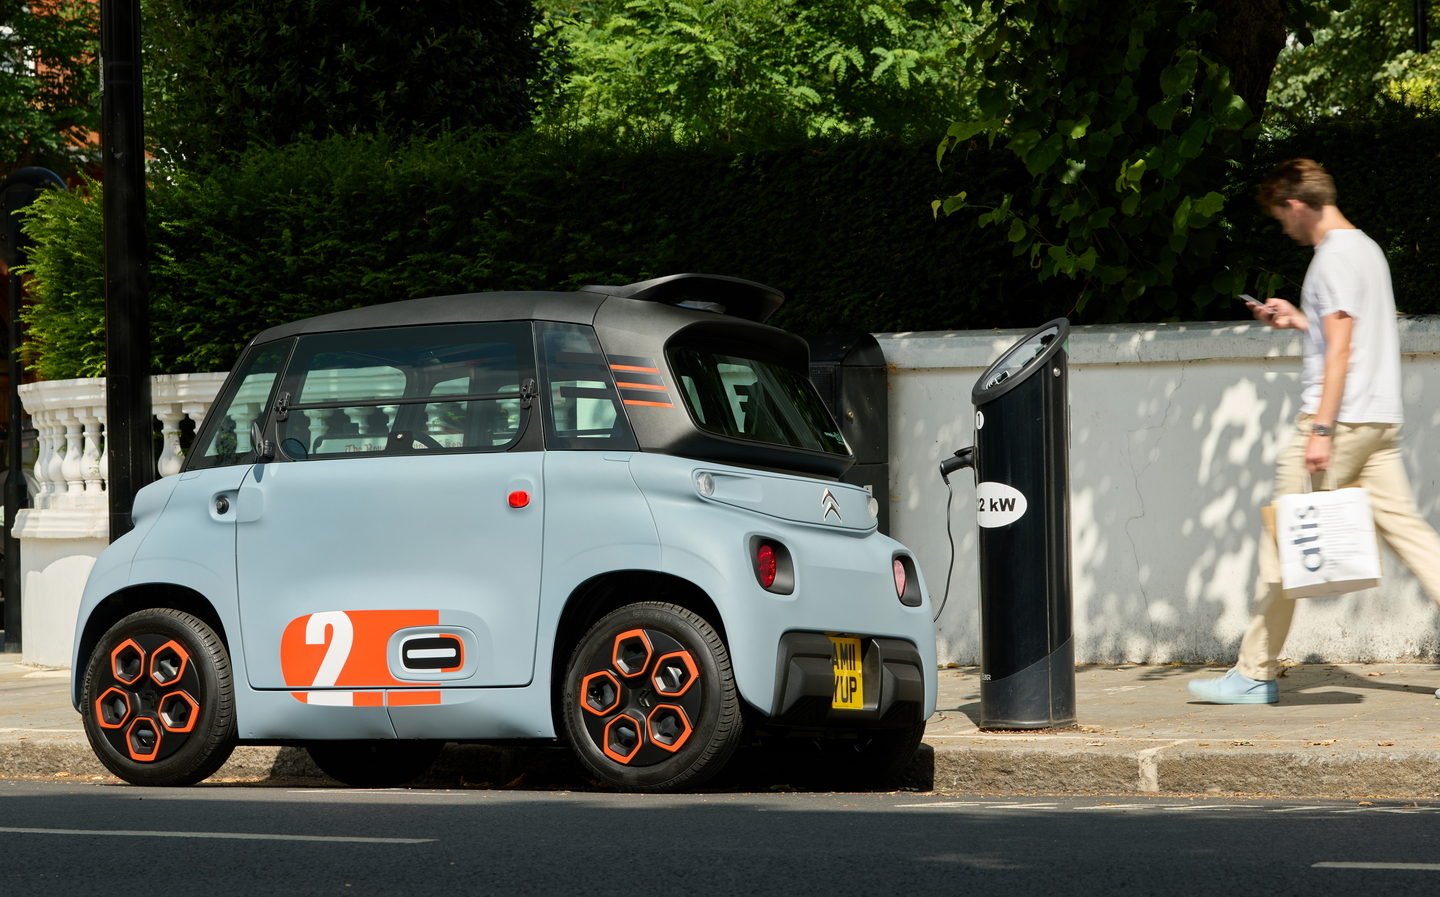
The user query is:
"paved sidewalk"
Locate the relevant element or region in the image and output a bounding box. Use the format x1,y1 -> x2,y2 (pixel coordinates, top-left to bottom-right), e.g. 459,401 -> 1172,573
4,653 -> 1439,797
928,663 -> 1440,798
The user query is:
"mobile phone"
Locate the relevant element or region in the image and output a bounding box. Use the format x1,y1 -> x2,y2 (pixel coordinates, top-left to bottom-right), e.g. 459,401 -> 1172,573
1239,293 -> 1263,307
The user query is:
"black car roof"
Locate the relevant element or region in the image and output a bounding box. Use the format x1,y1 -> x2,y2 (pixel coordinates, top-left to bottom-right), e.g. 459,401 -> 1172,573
250,290 -> 602,343
248,274 -> 786,345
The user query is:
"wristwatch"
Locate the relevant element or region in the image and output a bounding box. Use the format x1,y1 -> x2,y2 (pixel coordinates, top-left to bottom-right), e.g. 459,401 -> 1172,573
1310,423 -> 1335,437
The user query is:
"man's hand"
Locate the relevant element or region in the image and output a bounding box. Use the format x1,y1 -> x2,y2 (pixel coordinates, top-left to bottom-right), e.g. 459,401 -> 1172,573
1305,433 -> 1332,473
1259,297 -> 1306,331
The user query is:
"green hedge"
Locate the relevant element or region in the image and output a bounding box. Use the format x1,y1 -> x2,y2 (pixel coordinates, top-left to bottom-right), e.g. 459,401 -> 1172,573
19,118 -> 1440,380
1248,113 -> 1440,310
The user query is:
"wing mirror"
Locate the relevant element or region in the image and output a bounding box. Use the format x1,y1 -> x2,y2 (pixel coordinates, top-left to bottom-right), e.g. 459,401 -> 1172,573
251,419 -> 275,462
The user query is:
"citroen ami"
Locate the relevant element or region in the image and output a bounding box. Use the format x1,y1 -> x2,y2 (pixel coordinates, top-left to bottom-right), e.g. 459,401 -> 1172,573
73,274 -> 936,791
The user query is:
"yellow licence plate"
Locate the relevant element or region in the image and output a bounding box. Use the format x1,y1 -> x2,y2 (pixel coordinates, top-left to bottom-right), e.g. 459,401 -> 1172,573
829,636 -> 864,710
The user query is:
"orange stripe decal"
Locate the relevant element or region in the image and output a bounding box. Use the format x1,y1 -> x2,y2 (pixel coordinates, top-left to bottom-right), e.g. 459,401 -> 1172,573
615,381 -> 667,390
610,364 -> 660,374
623,399 -> 674,407
388,691 -> 443,707
281,609 -> 440,689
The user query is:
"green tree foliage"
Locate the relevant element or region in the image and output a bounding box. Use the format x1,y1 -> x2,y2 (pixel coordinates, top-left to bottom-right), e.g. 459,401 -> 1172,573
1268,0 -> 1439,120
933,0 -> 1350,321
142,0 -> 542,164
0,0 -> 99,172
1380,47 -> 1440,111
536,0 -> 982,141
19,117 -> 1440,378
15,173 -> 102,375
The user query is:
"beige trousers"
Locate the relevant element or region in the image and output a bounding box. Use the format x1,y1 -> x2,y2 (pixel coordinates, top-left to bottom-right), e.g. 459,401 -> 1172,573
1236,414 -> 1440,680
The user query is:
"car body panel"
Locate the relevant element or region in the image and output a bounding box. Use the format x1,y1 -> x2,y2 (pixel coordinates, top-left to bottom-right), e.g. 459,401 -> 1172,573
234,452 -> 545,694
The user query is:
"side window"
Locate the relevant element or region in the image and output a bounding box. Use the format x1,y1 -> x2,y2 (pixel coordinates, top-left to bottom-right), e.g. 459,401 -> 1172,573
187,341 -> 291,470
276,322 -> 533,460
537,323 -> 637,451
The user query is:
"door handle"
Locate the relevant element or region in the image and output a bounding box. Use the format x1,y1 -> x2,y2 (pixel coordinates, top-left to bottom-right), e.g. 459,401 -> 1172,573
210,489 -> 248,521
209,490 -> 238,523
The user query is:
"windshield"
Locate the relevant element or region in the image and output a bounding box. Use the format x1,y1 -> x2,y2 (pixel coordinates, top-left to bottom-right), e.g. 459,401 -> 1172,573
669,346 -> 847,455
187,341 -> 290,470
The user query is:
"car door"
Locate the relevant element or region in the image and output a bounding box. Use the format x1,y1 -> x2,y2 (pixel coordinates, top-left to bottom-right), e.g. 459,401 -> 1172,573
234,322 -> 545,700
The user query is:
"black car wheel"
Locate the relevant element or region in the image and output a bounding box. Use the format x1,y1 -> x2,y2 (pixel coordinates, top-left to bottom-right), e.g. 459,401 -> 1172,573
81,608 -> 237,786
306,740 -> 444,787
561,602 -> 742,792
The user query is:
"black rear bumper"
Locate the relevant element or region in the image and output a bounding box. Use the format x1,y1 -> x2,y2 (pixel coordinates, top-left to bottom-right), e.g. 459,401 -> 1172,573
766,631 -> 926,730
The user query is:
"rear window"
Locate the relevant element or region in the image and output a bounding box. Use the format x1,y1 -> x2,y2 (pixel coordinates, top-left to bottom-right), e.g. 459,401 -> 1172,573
669,347 -> 847,455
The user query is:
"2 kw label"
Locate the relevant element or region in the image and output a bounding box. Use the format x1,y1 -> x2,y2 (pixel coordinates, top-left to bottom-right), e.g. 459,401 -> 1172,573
976,482 -> 1027,528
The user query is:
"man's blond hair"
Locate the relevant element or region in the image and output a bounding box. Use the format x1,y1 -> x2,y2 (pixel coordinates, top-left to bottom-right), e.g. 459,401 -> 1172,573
1257,158 -> 1337,211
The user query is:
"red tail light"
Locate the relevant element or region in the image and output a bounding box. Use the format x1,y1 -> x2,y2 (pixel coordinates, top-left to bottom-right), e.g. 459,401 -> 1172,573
750,538 -> 792,594
893,555 -> 921,607
756,544 -> 778,590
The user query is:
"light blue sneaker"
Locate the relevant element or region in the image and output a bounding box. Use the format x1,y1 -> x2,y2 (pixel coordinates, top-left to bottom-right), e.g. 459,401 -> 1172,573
1187,668 -> 1278,704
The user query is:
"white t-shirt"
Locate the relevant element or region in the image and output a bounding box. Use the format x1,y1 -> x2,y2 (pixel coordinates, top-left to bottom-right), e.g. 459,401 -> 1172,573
1300,228 -> 1403,424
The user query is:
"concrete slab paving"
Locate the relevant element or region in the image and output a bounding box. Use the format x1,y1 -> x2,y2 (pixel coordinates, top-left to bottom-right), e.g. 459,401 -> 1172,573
925,663 -> 1440,797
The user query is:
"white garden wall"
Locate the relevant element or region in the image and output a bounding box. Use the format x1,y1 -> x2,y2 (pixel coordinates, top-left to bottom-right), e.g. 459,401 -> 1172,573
880,318 -> 1440,666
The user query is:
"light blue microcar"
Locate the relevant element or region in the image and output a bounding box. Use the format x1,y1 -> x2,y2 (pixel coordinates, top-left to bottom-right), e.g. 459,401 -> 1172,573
73,274 -> 937,791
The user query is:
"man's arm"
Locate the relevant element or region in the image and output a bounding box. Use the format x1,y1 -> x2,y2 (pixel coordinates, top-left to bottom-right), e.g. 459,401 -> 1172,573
1307,310 -> 1354,473
1259,297 -> 1306,331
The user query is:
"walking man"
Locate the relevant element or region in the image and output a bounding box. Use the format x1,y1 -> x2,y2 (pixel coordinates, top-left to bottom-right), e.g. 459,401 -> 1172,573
1189,158 -> 1440,704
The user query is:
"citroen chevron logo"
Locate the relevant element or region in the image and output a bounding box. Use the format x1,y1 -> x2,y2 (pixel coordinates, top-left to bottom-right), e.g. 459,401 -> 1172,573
821,488 -> 842,522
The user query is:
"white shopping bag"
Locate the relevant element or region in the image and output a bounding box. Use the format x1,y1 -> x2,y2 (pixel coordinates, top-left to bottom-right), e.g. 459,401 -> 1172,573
1272,487 -> 1382,599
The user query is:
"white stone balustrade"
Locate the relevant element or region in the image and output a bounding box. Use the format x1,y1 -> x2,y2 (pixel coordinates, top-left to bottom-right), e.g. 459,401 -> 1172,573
12,372 -> 229,666
16,372 -> 229,510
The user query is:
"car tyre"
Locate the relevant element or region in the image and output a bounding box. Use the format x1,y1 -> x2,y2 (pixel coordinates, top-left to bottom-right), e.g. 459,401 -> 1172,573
561,602 -> 742,792
81,608 -> 237,786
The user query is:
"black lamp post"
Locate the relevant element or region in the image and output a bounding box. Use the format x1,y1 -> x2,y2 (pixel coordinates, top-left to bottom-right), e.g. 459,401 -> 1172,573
101,0 -> 153,542
0,167 -> 66,652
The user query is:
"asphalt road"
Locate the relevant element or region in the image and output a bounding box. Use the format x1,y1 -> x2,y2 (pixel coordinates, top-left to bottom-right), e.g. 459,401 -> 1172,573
3,781 -> 1440,896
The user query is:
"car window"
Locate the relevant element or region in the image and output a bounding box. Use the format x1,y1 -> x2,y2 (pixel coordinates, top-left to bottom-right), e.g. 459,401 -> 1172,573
276,322 -> 534,459
186,341 -> 292,470
669,346 -> 848,455
537,323 -> 637,451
